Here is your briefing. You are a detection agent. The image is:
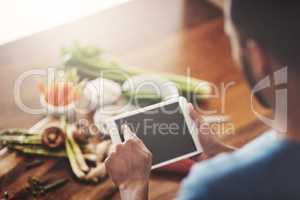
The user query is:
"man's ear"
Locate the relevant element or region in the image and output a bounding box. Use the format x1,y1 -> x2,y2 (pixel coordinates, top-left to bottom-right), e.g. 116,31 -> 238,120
245,39 -> 271,77
244,39 -> 275,108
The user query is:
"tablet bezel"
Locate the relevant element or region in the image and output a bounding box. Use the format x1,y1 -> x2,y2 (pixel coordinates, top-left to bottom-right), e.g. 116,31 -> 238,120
105,97 -> 203,169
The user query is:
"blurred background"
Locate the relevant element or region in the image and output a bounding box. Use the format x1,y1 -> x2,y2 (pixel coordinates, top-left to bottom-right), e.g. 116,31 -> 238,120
0,1 -> 270,199
0,0 -> 131,45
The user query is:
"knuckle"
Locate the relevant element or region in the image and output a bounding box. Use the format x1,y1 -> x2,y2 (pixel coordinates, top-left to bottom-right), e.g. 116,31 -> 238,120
132,138 -> 144,146
134,136 -> 142,143
147,152 -> 153,160
143,151 -> 152,161
127,139 -> 135,145
135,139 -> 143,146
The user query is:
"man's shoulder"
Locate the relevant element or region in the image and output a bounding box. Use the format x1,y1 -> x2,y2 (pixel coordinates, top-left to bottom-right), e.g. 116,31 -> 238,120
178,152 -> 264,200
177,132 -> 291,200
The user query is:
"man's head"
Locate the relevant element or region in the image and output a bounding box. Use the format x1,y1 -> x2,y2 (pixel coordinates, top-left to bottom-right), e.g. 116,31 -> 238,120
224,0 -> 300,108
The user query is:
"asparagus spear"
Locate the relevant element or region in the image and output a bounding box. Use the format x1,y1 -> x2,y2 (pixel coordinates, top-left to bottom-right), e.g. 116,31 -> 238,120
0,129 -> 41,136
9,144 -> 66,157
0,127 -> 66,157
0,134 -> 42,145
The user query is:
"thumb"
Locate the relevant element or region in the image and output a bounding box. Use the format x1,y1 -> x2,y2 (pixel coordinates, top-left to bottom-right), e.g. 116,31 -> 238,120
188,103 -> 200,121
122,124 -> 136,141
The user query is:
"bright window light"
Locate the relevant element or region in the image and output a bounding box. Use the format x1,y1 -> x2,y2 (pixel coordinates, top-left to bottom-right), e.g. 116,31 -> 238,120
0,0 -> 131,45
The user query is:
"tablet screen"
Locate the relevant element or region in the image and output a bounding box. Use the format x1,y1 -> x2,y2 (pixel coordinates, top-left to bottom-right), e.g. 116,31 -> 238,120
114,101 -> 197,166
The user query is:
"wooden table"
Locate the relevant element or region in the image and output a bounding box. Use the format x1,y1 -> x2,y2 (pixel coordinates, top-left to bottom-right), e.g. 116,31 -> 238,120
0,0 -> 270,199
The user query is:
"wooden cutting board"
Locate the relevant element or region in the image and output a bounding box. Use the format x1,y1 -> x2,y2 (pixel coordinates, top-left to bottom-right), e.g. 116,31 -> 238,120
0,117 -> 117,200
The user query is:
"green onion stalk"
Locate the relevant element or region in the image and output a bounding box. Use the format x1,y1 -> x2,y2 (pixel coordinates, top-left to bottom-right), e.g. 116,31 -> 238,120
65,123 -> 87,178
61,116 -> 85,178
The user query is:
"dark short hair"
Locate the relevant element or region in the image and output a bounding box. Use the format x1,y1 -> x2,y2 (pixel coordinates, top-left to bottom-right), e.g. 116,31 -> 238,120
230,0 -> 300,67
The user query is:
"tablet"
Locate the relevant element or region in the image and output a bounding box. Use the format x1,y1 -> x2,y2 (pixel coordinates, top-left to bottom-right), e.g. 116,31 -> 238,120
106,97 -> 202,169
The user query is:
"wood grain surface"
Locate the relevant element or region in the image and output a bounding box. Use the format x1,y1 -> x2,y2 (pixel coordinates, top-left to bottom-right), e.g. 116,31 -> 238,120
0,0 -> 270,199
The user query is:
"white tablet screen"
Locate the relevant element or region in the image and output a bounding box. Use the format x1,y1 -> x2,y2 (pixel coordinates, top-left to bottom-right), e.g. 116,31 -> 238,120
114,101 -> 197,166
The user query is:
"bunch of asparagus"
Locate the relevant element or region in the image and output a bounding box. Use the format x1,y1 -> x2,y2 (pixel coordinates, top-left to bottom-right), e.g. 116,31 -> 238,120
61,42 -> 212,102
0,129 -> 66,157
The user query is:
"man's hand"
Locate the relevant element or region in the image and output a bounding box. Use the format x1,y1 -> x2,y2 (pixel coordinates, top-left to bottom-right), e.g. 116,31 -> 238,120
105,124 -> 152,200
189,103 -> 236,160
